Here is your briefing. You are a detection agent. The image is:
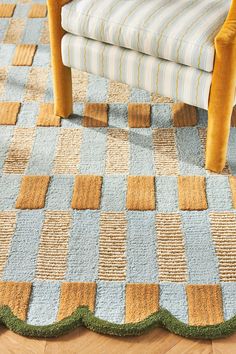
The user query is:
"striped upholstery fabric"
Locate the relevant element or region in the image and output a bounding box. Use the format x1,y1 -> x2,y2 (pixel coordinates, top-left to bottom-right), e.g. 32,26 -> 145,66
61,0 -> 231,73
62,34 -> 212,109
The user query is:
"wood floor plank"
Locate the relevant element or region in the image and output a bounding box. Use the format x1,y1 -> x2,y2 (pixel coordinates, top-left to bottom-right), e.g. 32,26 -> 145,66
0,328 -> 46,354
212,332 -> 236,354
166,337 -> 212,354
44,327 -> 183,354
1,327 -> 235,354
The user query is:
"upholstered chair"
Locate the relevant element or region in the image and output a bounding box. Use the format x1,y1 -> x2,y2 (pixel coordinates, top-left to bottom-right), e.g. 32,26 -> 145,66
47,0 -> 236,173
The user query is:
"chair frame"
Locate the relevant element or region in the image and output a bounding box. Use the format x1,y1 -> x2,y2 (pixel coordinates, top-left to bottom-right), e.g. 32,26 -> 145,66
47,0 -> 236,173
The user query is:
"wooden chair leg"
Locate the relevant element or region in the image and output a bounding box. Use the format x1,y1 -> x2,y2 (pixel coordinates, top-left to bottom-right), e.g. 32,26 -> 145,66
48,0 -> 73,118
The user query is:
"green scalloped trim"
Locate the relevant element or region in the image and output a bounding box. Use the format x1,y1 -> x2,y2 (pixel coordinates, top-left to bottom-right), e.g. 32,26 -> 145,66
0,306 -> 236,339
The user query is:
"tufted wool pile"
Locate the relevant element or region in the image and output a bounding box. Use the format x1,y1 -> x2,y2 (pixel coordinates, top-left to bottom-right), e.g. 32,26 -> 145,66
0,0 -> 236,339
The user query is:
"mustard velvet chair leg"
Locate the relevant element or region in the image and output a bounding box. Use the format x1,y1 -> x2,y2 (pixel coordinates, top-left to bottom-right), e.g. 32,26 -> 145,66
47,0 -> 73,118
205,1 -> 236,173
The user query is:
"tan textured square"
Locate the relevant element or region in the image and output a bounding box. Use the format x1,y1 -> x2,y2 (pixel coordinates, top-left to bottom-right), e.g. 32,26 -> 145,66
57,282 -> 97,321
3,128 -> 35,174
0,212 -> 17,278
0,68 -> 7,96
151,93 -> 173,104
72,175 -> 103,210
28,4 -> 47,18
231,107 -> 236,127
153,128 -> 179,175
107,81 -> 130,103
126,176 -> 155,210
0,102 -> 21,125
128,103 -> 151,128
0,282 -> 32,320
16,176 -> 50,209
53,128 -> 82,174
156,213 -> 187,282
72,70 -> 88,102
172,103 -> 197,127
186,285 -> 224,326
36,211 -> 71,281
229,176 -> 236,208
98,212 -> 127,281
178,176 -> 207,210
4,19 -> 25,44
40,20 -> 49,44
37,103 -> 61,127
24,67 -> 48,102
83,103 -> 108,127
12,44 -> 37,66
210,212 -> 236,282
0,4 -> 16,17
105,128 -> 129,174
125,284 -> 159,323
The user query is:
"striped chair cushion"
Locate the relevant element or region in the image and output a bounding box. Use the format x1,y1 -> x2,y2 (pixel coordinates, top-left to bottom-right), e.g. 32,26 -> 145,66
61,0 -> 231,73
62,34 -> 212,109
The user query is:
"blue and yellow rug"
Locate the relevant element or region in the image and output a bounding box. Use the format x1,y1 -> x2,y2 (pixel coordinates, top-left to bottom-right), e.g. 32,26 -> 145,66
0,0 -> 236,339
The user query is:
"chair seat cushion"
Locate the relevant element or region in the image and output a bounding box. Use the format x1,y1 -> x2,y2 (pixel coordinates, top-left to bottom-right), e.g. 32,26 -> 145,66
61,0 -> 230,73
62,34 -> 212,110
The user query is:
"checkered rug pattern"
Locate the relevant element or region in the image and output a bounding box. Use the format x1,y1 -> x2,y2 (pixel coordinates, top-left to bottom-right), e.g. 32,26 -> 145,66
0,0 -> 236,337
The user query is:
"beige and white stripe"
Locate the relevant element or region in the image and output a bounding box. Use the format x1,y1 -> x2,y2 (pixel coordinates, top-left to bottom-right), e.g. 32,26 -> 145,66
40,20 -> 49,45
0,212 -> 17,278
210,212 -> 236,282
62,35 -> 213,110
153,128 -> 179,175
105,128 -> 129,174
107,81 -> 130,104
53,128 -> 82,174
62,0 -> 230,72
0,68 -> 8,96
98,212 -> 127,281
24,67 -> 49,102
3,128 -> 35,174
156,213 -> 187,282
36,211 -> 72,281
72,69 -> 88,103
4,19 -> 25,44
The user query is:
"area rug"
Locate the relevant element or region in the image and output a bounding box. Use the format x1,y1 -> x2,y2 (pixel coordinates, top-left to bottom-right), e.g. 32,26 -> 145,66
0,0 -> 236,340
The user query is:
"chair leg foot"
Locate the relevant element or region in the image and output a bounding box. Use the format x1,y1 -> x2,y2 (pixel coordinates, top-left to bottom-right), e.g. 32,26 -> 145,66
53,66 -> 73,119
205,110 -> 232,173
205,160 -> 226,174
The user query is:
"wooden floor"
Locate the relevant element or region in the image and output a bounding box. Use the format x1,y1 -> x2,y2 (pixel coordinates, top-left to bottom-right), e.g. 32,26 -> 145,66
0,326 -> 235,354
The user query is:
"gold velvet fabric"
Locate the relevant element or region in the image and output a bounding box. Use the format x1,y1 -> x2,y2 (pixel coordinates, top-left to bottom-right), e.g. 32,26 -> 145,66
47,0 -> 72,118
206,0 -> 236,172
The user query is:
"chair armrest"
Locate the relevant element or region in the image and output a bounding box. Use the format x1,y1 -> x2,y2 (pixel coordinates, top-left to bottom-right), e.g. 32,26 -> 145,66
216,0 -> 236,45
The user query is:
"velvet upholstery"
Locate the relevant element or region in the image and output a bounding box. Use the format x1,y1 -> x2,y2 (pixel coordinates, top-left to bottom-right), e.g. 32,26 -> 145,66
47,0 -> 236,172
206,0 -> 236,172
47,0 -> 72,118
